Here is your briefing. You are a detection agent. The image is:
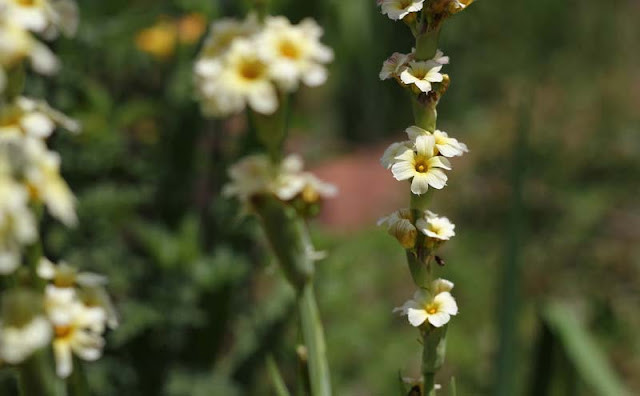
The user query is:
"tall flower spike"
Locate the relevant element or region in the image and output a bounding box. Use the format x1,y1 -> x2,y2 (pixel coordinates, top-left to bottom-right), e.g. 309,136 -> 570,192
391,135 -> 452,195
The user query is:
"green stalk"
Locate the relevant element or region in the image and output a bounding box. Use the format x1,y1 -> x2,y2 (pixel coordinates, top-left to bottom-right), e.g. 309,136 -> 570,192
266,355 -> 291,396
18,349 -> 65,396
298,284 -> 331,396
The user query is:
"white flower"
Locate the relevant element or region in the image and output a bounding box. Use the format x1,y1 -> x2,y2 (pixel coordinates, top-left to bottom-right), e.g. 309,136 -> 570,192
22,138 -> 77,226
0,316 -> 52,364
379,51 -> 412,80
0,20 -> 59,76
38,257 -> 107,288
258,16 -> 333,91
432,49 -> 450,66
380,140 -> 412,169
224,154 -> 335,205
400,60 -> 443,93
405,126 -> 468,157
416,210 -> 456,241
45,288 -> 107,378
377,208 -> 416,248
3,0 -> 78,37
380,0 -> 425,21
199,15 -> 258,58
0,97 -> 80,139
391,135 -> 451,195
394,286 -> 458,327
431,278 -> 454,294
213,38 -> 279,115
0,163 -> 37,274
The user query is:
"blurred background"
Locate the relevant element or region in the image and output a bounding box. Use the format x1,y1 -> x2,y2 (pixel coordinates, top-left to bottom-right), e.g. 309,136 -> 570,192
2,0 -> 638,394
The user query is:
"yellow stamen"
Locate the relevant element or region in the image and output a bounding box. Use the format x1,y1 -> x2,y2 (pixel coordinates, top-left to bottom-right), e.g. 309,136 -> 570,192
239,60 -> 265,80
54,325 -> 72,339
279,40 -> 300,60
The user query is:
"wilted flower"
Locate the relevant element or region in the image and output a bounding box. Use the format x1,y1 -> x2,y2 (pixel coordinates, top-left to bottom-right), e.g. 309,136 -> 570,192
405,126 -> 468,157
379,51 -> 412,81
400,60 -> 444,93
394,280 -> 458,327
378,208 -> 417,249
380,0 -> 425,21
391,135 -> 451,195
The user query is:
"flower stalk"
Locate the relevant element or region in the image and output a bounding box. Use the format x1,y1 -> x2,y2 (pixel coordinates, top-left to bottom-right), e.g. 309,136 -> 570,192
377,1 -> 476,394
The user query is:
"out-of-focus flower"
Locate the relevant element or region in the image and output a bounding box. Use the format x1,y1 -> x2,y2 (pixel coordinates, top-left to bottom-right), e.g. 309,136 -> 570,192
258,16 -> 333,91
391,135 -> 451,195
2,0 -> 78,38
177,13 -> 207,44
380,0 -> 425,21
0,96 -> 80,139
224,153 -> 335,205
416,210 -> 455,241
0,20 -> 59,78
135,19 -> 177,59
400,60 -> 444,93
394,283 -> 458,327
405,126 -> 468,157
0,161 -> 37,274
0,316 -> 51,363
38,257 -> 106,289
23,138 -> 77,226
199,15 -> 258,59
378,208 -> 417,248
46,288 -> 107,378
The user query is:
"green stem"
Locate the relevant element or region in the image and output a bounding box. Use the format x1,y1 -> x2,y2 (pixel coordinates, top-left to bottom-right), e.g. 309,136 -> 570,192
266,355 -> 291,396
298,283 -> 332,396
18,349 -> 65,396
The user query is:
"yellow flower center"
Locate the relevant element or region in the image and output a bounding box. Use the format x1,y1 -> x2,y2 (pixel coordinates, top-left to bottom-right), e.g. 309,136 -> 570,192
54,325 -> 72,339
425,303 -> 439,315
16,0 -> 36,6
239,59 -> 265,81
279,40 -> 301,60
414,158 -> 429,173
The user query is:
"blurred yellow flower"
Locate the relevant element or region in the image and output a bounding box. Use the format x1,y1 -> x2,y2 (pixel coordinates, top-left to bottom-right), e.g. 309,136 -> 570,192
177,13 -> 206,44
135,20 -> 177,59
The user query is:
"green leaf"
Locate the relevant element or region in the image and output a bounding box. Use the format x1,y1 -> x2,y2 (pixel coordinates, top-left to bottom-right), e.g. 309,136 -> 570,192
542,302 -> 631,396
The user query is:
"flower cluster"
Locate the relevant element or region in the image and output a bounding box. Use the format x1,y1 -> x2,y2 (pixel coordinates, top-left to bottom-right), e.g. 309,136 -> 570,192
194,14 -> 333,117
378,0 -> 475,22
378,209 -> 456,251
0,0 -> 118,380
381,125 -> 467,195
0,0 -> 78,93
223,153 -> 337,210
380,49 -> 449,95
394,278 -> 458,328
0,258 -> 117,377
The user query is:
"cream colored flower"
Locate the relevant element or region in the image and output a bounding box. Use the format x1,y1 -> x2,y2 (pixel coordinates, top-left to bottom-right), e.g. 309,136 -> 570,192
432,49 -> 450,65
377,208 -> 417,249
213,38 -> 279,115
47,294 -> 106,378
449,0 -> 475,14
380,140 -> 412,169
0,316 -> 51,364
394,286 -> 458,327
199,14 -> 258,58
380,0 -> 425,21
3,0 -> 78,37
23,138 -> 77,226
405,126 -> 468,157
0,162 -> 37,274
400,60 -> 443,93
379,51 -> 412,80
431,278 -> 454,294
258,16 -> 333,91
222,154 -> 273,202
299,173 -> 338,204
391,135 -> 451,195
0,20 -> 59,76
0,96 -> 80,139
417,210 -> 455,241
